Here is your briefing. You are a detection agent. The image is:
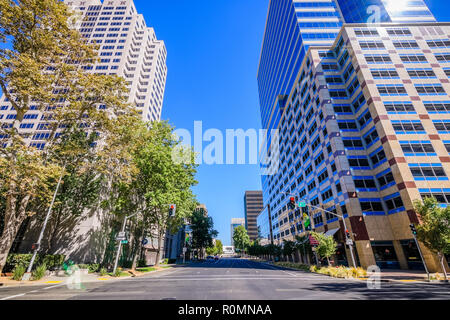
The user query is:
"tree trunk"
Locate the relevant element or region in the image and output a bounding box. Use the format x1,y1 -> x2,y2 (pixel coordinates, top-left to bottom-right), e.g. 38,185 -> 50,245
439,252 -> 448,280
0,217 -> 22,273
327,257 -> 331,267
155,232 -> 162,267
132,226 -> 145,271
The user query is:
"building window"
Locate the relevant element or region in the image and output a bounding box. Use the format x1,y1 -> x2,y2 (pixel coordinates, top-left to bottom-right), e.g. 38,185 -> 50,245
410,164 -> 447,180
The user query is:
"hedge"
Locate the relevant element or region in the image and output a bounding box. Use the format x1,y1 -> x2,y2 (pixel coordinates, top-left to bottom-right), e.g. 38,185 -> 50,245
4,254 -> 65,272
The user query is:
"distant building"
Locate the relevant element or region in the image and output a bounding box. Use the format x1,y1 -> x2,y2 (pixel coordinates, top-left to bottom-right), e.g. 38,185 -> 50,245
244,191 -> 264,241
257,205 -> 273,246
230,218 -> 245,246
164,204 -> 208,262
223,246 -> 235,255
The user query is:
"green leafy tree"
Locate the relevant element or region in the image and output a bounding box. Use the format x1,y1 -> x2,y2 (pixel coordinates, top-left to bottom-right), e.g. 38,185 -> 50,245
206,246 -> 217,256
295,234 -> 312,264
0,0 -> 135,273
282,240 -> 296,262
215,239 -> 223,255
111,121 -> 198,267
190,208 -> 218,260
414,197 -> 450,280
233,225 -> 250,253
311,232 -> 337,266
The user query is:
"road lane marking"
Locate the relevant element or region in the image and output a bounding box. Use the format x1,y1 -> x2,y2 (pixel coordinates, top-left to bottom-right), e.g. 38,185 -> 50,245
1,293 -> 25,300
276,289 -> 304,292
45,281 -> 62,284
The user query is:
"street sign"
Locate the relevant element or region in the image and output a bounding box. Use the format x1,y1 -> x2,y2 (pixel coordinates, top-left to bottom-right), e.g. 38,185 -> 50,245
118,232 -> 126,237
346,239 -> 354,246
142,238 -> 149,245
121,240 -> 128,244
298,202 -> 306,208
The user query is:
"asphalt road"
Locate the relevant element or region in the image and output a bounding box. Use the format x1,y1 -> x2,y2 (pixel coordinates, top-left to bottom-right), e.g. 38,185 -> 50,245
0,258 -> 449,300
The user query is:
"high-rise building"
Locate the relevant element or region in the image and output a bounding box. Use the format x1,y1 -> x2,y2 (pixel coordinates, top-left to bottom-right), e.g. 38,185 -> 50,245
4,0 -> 168,264
66,0 -> 167,122
257,0 -> 450,272
257,205 -> 273,245
336,0 -> 436,24
0,0 -> 167,150
230,218 -> 245,246
244,191 -> 264,241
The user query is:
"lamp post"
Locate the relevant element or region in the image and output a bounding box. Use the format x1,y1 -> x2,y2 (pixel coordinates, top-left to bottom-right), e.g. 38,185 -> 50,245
23,167 -> 65,281
112,212 -> 139,275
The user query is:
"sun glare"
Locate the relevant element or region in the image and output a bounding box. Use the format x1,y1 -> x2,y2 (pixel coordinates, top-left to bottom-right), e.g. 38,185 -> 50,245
383,0 -> 410,12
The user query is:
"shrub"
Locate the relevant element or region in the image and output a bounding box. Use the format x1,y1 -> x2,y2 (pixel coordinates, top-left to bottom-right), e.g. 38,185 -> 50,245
12,265 -> 26,281
42,255 -> 65,271
137,259 -> 147,268
31,264 -> 47,281
88,264 -> 100,273
5,254 -> 65,272
99,268 -> 107,276
310,265 -> 318,273
113,267 -> 122,277
162,258 -> 169,264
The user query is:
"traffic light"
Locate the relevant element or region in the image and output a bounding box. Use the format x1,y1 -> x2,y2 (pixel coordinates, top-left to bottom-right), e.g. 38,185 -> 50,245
410,224 -> 417,236
169,204 -> 176,217
288,197 -> 296,210
345,229 -> 351,239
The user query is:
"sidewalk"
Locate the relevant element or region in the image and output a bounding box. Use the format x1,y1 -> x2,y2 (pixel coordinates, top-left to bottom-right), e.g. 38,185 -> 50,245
261,259 -> 448,284
379,269 -> 448,283
0,265 -> 177,288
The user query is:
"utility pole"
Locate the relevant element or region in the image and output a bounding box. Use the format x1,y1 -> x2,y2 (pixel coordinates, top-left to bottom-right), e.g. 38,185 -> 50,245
281,192 -> 357,268
410,224 -> 430,281
23,167 -> 65,281
113,212 -> 139,275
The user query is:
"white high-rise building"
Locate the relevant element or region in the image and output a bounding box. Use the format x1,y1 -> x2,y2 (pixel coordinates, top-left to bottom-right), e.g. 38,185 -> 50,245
0,0 -> 167,149
0,0 -> 168,263
65,0 -> 167,122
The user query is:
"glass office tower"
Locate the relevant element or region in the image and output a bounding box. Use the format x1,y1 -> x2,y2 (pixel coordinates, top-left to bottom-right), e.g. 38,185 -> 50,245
336,0 -> 436,23
257,0 -> 449,272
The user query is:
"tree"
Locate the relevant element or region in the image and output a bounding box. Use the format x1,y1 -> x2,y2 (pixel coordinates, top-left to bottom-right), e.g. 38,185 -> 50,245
190,208 -> 218,260
110,121 -> 198,267
295,234 -> 312,264
414,197 -> 450,280
311,232 -> 337,266
282,240 -> 296,262
205,246 -> 217,256
215,239 -> 223,255
233,225 -> 250,253
0,0 -> 135,273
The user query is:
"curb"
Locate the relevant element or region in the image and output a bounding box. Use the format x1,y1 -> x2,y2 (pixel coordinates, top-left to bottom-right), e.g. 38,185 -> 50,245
264,262 -> 449,284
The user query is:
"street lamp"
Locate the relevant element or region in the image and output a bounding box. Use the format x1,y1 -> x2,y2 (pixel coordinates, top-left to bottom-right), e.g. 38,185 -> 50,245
112,212 -> 139,275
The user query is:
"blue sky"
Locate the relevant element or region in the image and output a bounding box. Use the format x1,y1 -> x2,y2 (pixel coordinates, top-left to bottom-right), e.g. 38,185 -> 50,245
133,0 -> 270,245
133,0 -> 450,245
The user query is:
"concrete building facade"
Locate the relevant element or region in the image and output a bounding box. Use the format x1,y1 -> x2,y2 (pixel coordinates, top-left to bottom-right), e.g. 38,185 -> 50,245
230,218 -> 245,247
244,191 -> 264,241
1,0 -> 168,264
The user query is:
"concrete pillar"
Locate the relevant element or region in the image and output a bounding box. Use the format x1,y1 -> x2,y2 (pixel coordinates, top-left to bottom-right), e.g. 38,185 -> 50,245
393,240 -> 408,270
355,240 -> 376,269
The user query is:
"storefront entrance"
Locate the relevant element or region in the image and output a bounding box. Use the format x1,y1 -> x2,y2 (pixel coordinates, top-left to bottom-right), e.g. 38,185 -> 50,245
400,239 -> 425,270
371,241 -> 400,269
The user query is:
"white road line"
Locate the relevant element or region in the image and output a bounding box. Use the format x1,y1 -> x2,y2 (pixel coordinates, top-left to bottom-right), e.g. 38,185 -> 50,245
0,293 -> 25,300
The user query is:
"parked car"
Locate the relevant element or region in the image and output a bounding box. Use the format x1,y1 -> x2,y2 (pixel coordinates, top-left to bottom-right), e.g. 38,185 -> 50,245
206,255 -> 214,261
